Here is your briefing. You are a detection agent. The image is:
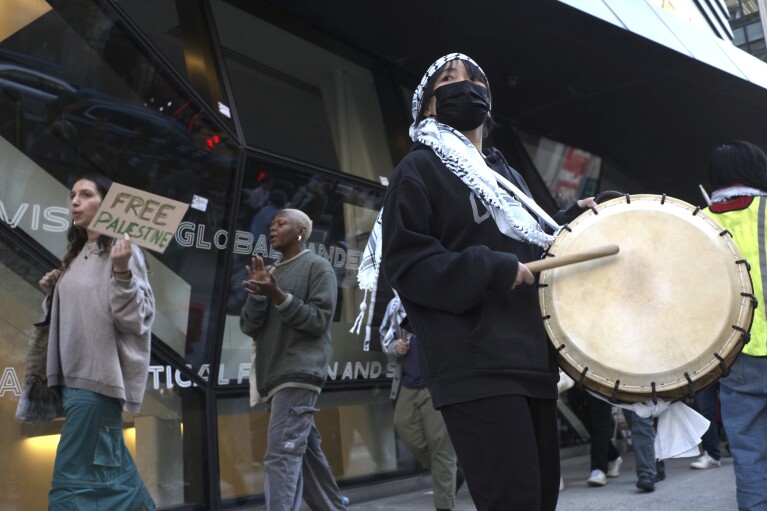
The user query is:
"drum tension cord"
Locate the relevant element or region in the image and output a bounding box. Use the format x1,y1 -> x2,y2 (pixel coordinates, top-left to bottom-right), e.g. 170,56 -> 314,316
540,224 -> 570,263
577,367 -> 588,388
714,353 -> 730,377
594,191 -> 629,204
684,372 -> 695,399
732,325 -> 751,345
741,290 -> 758,309
610,380 -> 621,403
735,258 -> 752,273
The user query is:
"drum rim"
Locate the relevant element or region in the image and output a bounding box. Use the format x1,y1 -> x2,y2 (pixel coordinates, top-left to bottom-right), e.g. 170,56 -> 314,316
540,194 -> 755,403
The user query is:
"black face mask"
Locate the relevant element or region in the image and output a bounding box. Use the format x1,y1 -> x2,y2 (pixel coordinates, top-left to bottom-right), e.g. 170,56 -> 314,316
433,80 -> 490,131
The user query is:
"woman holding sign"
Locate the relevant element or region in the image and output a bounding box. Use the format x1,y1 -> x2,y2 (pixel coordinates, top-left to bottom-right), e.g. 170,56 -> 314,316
38,174 -> 156,510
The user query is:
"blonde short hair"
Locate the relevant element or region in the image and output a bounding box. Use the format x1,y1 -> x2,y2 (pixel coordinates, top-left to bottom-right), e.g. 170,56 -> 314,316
283,208 -> 313,239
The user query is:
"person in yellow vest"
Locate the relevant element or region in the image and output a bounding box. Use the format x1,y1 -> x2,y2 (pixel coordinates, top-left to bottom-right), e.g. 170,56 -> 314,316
706,141 -> 767,511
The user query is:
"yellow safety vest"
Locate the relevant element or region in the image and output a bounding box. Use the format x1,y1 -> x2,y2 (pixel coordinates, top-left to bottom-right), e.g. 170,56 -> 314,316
707,196 -> 767,357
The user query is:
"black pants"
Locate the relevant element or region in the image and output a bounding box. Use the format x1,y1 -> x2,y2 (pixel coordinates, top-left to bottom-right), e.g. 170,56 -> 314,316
569,387 -> 620,472
440,395 -> 560,511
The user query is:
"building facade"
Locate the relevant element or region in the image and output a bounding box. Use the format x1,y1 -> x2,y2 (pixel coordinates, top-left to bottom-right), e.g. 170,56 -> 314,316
726,0 -> 767,60
2,0 -> 767,509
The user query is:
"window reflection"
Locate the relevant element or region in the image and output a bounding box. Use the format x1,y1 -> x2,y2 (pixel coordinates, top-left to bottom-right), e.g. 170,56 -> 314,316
137,364 -> 207,508
518,130 -> 602,208
217,389 -> 399,503
1,2 -> 234,508
222,160 -> 385,385
115,0 -> 237,133
210,0 -> 395,179
0,0 -> 239,371
726,0 -> 767,61
1,0 -> 414,507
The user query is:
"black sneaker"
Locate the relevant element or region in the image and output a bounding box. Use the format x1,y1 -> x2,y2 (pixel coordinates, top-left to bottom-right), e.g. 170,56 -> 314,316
636,478 -> 655,492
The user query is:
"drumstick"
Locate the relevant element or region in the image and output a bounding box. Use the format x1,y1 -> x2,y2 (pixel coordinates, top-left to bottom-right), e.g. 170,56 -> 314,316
526,244 -> 620,273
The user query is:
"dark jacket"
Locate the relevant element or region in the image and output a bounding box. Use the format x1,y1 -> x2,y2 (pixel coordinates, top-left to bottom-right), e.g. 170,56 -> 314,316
381,144 -> 582,408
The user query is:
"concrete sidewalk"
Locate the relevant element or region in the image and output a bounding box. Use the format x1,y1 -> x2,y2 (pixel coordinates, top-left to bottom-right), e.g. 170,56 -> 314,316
345,446 -> 737,511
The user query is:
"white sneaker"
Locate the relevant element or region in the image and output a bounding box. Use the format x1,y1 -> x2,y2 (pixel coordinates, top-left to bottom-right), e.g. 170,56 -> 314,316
587,469 -> 607,486
690,451 -> 722,469
607,456 -> 622,478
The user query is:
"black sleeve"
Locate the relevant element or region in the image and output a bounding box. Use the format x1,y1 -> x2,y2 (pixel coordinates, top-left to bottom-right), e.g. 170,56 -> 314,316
554,201 -> 587,226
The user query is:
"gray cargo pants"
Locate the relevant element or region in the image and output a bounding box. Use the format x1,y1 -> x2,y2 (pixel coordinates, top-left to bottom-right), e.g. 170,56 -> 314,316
264,387 -> 346,511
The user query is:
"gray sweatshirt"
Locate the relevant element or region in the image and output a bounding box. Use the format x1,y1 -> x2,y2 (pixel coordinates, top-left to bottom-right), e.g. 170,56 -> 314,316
240,250 -> 337,401
46,243 -> 155,412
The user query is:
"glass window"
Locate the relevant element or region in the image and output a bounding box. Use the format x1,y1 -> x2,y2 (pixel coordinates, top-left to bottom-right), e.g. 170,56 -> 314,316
1,0 -> 240,372
221,157 -> 386,385
733,26 -> 747,45
725,0 -> 760,18
210,0 -> 394,179
116,0 -> 237,131
0,235 -> 52,509
140,360 -> 207,508
749,38 -> 767,60
1,1 -> 240,507
0,230 -> 205,510
216,388 -> 400,503
218,157 -> 400,501
746,20 -> 765,40
517,130 -> 602,208
113,1 -> 189,80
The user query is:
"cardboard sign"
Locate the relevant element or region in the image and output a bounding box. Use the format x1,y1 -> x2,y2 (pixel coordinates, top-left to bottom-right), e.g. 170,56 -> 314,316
88,183 -> 189,253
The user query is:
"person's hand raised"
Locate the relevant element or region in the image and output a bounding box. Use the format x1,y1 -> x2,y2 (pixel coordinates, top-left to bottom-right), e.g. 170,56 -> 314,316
242,256 -> 286,303
112,234 -> 134,278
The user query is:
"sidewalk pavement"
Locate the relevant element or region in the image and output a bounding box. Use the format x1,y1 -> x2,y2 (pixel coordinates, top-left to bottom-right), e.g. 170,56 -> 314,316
346,446 -> 737,511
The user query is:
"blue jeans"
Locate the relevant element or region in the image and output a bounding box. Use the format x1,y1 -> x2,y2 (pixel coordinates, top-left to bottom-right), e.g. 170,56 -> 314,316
264,387 -> 346,511
720,355 -> 767,511
694,383 -> 720,460
624,411 -> 656,481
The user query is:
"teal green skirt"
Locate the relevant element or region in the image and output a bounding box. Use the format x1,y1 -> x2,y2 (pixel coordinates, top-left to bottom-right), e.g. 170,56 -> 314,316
48,387 -> 156,511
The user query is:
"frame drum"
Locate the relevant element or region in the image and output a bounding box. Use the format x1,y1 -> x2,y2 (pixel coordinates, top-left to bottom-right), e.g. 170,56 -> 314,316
539,194 -> 755,403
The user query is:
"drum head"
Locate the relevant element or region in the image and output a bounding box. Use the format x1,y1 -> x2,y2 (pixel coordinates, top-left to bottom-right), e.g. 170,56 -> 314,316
540,195 -> 754,403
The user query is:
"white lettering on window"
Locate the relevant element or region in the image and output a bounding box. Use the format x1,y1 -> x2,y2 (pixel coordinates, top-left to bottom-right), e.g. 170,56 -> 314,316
0,368 -> 21,397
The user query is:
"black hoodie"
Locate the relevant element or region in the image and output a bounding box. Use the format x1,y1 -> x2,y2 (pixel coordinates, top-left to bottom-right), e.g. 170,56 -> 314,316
381,144 -> 583,408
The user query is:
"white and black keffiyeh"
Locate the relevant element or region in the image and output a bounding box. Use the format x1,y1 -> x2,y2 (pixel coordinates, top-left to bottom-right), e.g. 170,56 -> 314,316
413,119 -> 556,248
351,209 -> 383,338
379,294 -> 407,354
352,53 -> 556,335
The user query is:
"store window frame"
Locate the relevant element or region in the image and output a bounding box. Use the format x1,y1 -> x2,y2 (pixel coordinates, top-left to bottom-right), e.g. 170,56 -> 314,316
2,0 -> 430,508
